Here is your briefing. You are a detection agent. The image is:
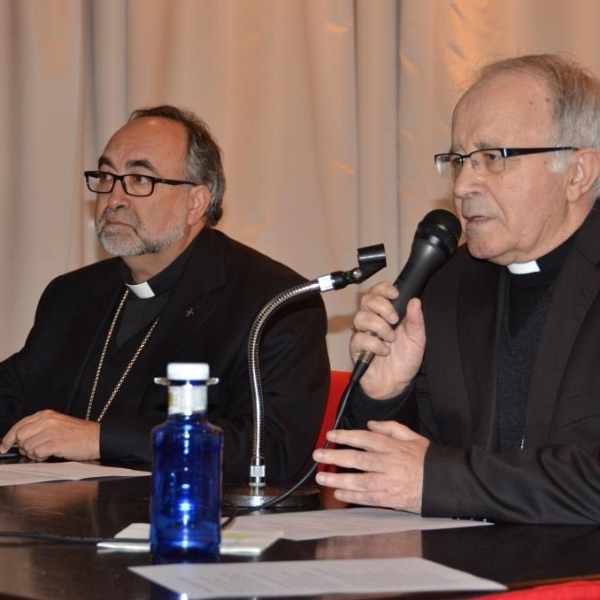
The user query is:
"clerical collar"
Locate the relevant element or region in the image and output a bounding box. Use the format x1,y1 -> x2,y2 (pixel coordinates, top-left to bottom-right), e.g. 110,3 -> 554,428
506,233 -> 575,288
507,261 -> 539,275
119,236 -> 198,298
126,281 -> 154,298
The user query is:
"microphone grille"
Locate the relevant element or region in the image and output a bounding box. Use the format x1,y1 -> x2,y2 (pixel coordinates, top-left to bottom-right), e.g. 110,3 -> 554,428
417,209 -> 462,256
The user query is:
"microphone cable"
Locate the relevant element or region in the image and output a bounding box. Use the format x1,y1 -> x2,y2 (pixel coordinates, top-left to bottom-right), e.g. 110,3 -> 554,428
231,375 -> 359,518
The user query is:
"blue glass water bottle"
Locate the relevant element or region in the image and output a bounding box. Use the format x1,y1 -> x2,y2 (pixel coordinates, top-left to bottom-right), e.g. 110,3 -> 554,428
150,362 -> 223,563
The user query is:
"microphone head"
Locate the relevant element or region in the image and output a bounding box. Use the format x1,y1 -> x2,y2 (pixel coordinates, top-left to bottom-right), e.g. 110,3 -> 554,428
416,209 -> 462,257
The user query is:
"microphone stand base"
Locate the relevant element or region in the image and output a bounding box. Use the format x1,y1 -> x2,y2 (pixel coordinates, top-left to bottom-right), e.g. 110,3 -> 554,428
223,484 -> 320,512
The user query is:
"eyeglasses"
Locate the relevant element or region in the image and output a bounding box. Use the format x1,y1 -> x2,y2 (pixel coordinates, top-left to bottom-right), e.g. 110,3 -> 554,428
434,147 -> 579,179
84,171 -> 198,197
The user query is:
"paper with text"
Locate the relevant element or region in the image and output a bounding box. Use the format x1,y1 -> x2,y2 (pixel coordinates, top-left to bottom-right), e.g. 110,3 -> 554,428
229,506 -> 491,541
0,462 -> 150,486
131,557 -> 506,598
98,523 -> 282,555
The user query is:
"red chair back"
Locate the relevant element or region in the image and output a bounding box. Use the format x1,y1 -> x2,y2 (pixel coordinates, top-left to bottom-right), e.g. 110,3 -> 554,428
316,370 -> 351,449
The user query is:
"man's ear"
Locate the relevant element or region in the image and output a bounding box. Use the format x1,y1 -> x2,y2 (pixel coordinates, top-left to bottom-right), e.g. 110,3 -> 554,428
187,185 -> 212,226
566,148 -> 600,202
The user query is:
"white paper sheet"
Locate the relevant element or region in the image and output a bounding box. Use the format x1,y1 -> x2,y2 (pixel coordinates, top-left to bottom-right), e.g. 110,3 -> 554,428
98,523 -> 282,555
130,557 -> 506,598
228,506 -> 491,541
101,507 -> 489,556
0,461 -> 150,485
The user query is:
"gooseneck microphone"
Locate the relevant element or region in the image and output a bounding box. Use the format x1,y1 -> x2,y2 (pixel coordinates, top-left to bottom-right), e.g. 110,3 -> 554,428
351,209 -> 462,383
224,244 -> 387,511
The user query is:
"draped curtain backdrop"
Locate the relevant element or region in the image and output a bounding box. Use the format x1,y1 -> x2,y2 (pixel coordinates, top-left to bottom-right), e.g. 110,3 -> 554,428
2,0 -> 600,369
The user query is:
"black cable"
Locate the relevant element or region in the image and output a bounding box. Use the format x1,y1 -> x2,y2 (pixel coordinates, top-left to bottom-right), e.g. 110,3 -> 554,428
233,377 -> 357,516
0,509 -> 238,545
0,531 -> 124,544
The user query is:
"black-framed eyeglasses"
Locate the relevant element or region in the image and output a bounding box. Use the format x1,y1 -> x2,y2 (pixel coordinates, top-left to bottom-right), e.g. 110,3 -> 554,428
84,171 -> 199,197
434,147 -> 579,179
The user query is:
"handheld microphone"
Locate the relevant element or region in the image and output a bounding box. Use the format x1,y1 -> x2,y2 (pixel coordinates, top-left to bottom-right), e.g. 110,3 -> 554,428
351,209 -> 462,382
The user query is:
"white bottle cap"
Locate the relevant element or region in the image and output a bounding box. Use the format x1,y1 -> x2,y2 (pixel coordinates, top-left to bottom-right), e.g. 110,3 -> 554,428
166,362 -> 210,381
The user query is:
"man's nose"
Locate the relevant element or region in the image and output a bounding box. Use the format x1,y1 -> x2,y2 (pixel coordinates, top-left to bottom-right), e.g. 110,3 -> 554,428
106,178 -> 130,209
452,159 -> 482,196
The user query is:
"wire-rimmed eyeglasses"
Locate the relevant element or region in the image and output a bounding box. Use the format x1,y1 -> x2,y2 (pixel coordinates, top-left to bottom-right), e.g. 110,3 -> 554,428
434,147 -> 579,179
84,171 -> 198,197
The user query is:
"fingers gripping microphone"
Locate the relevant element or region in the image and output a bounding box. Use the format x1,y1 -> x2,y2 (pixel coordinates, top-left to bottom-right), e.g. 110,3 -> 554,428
351,209 -> 462,383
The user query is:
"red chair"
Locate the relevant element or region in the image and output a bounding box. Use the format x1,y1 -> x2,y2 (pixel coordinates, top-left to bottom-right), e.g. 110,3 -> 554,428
316,370 -> 351,454
473,580 -> 600,599
316,370 -> 351,449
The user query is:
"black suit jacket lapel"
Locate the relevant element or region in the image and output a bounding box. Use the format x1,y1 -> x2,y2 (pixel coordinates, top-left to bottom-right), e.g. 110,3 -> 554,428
457,259 -> 504,450
525,209 -> 600,447
114,230 -> 227,401
61,268 -> 124,415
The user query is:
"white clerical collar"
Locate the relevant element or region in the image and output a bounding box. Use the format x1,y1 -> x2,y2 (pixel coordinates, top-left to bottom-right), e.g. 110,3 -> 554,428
507,261 -> 541,275
126,281 -> 155,299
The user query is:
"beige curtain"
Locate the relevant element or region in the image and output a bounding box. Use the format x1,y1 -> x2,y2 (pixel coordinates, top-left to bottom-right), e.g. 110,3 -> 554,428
2,0 -> 600,370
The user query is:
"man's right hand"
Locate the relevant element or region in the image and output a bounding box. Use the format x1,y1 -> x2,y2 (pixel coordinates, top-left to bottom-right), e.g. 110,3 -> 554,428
0,410 -> 100,462
350,281 -> 426,399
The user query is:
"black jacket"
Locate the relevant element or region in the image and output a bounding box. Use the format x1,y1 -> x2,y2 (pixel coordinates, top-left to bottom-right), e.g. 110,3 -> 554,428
0,228 -> 330,483
346,207 -> 600,523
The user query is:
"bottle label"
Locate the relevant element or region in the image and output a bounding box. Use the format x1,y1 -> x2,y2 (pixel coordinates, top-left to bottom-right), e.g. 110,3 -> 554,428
168,383 -> 208,415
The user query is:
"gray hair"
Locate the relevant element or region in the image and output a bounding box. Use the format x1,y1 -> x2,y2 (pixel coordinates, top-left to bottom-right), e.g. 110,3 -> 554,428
129,105 -> 226,226
469,54 -> 600,195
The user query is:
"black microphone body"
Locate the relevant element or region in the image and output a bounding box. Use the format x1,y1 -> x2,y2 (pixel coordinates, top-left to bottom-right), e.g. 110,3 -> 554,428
351,209 -> 462,383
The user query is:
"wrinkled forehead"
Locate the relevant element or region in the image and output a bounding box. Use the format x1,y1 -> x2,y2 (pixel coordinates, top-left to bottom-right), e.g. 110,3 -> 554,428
101,117 -> 188,174
451,71 -> 554,150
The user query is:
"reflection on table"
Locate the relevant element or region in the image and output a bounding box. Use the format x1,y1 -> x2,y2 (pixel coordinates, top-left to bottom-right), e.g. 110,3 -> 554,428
0,475 -> 598,599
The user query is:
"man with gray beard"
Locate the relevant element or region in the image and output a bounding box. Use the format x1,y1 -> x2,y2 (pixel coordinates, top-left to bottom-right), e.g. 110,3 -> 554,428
0,106 -> 330,482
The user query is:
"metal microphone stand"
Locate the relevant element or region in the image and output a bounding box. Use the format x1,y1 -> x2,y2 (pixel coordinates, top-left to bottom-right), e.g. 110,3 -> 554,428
223,244 -> 386,512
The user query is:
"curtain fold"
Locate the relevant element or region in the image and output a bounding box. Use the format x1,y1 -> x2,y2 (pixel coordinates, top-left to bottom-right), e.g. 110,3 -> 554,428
2,0 -> 600,369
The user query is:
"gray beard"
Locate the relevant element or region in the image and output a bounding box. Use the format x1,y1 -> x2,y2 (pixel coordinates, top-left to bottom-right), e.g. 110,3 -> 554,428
97,228 -> 186,256
96,209 -> 187,257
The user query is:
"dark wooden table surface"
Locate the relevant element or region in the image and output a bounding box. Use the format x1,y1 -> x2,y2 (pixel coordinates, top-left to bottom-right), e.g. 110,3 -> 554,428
0,473 -> 598,599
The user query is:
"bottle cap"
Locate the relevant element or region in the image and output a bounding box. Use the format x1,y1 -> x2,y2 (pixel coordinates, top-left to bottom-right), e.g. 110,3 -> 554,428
167,363 -> 210,381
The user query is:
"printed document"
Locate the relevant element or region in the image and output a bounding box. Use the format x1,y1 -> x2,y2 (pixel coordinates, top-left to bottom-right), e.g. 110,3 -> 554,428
131,557 -> 506,598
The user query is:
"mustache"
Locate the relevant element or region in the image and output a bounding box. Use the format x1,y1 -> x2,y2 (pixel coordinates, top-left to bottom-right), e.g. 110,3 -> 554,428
96,207 -> 139,229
